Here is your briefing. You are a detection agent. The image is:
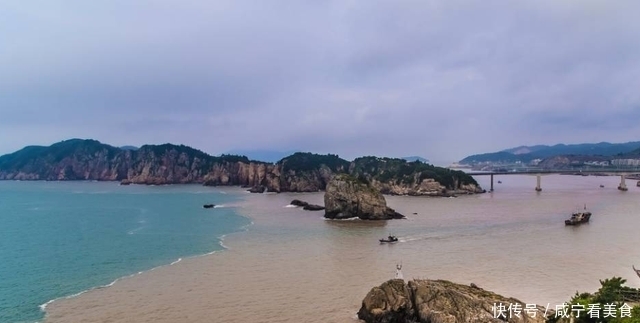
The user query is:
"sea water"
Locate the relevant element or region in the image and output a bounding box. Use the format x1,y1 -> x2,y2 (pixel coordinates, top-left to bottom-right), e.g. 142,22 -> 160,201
16,175 -> 640,323
0,181 -> 249,323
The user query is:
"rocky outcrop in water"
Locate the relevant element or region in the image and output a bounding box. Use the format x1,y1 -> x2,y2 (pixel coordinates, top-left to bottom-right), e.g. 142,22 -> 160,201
0,139 -> 483,195
290,199 -> 325,211
324,174 -> 404,220
247,185 -> 266,193
358,279 -> 547,323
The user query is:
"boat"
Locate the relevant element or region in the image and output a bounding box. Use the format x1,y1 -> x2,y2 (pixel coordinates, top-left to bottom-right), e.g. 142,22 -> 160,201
600,185 -> 605,188
637,181 -> 640,187
565,205 -> 591,225
497,180 -> 502,184
633,265 -> 640,280
203,204 -> 215,209
379,235 -> 399,243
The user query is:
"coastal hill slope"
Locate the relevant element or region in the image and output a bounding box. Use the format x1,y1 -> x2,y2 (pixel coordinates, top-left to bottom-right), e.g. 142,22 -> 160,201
460,141 -> 640,165
0,139 -> 482,195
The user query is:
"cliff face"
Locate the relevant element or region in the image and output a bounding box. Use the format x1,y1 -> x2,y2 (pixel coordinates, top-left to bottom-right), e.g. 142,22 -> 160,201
358,279 -> 548,323
0,139 -> 483,195
370,178 -> 446,196
202,162 -> 275,187
0,140 -> 128,181
125,147 -> 207,184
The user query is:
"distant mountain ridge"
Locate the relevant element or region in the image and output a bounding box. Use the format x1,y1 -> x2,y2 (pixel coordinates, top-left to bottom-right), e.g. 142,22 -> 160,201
0,139 -> 482,196
460,141 -> 640,164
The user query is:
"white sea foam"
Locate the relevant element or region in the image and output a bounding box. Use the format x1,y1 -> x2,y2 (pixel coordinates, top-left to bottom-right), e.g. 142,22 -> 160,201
284,204 -> 298,208
323,217 -> 361,221
39,252 -> 207,313
204,250 -> 222,256
39,270 -> 140,312
213,204 -> 225,208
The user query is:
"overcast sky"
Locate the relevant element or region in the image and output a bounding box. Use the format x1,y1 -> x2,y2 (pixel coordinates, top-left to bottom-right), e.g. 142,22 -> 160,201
2,0 -> 640,163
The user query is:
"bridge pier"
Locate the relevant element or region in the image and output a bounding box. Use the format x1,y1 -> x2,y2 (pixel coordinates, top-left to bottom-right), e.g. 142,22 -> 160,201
618,175 -> 628,191
490,174 -> 494,192
535,174 -> 542,192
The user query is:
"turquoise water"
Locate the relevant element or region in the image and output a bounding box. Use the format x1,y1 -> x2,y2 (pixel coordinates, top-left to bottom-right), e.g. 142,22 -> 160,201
0,181 -> 249,323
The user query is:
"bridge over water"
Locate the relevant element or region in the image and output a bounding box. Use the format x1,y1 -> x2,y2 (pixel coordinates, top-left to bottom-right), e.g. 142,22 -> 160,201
466,169 -> 640,192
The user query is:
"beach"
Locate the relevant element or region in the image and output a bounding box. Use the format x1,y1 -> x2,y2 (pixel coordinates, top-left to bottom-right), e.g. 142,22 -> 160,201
45,175 -> 640,322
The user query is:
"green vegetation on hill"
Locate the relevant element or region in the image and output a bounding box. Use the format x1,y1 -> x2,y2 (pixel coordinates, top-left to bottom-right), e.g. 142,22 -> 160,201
0,139 -> 120,170
138,144 -> 256,164
351,156 -> 478,189
460,151 -> 528,164
47,139 -> 119,162
134,144 -> 259,175
461,141 -> 640,164
278,152 -> 350,172
217,154 -> 252,164
0,146 -> 47,170
138,143 -> 212,160
547,277 -> 640,323
401,156 -> 429,163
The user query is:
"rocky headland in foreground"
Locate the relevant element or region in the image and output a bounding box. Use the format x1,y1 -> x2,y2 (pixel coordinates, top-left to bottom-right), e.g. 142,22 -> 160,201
358,279 -> 547,323
0,139 -> 483,196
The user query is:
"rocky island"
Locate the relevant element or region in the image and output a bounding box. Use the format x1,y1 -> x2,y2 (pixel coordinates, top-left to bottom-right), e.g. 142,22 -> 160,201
0,139 -> 483,196
324,174 -> 404,220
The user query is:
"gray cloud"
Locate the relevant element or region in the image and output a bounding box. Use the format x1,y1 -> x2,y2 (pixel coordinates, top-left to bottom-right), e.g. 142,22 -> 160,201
2,0 -> 640,162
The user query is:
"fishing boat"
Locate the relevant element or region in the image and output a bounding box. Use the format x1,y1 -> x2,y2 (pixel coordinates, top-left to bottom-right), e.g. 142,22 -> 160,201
565,205 -> 591,225
379,235 -> 398,243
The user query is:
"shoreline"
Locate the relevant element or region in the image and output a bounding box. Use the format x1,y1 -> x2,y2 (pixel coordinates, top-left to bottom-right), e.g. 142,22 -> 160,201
42,190 -> 255,322
3,179 -> 485,198
42,190 -> 375,323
